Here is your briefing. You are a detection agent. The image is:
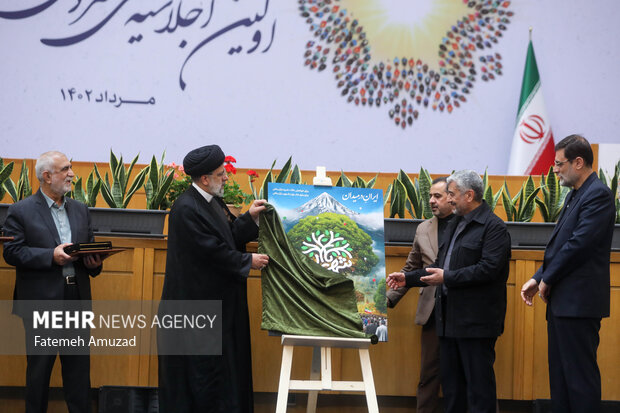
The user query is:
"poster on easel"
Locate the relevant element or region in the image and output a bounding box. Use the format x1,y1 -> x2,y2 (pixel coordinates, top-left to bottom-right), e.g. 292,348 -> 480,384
268,183 -> 388,341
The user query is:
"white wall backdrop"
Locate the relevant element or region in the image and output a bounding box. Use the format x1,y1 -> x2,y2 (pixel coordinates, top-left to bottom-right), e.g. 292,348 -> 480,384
1,0 -> 619,173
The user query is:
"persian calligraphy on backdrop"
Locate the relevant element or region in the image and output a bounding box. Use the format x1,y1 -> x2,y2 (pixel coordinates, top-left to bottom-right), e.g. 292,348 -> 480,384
60,88 -> 155,108
0,0 -> 277,90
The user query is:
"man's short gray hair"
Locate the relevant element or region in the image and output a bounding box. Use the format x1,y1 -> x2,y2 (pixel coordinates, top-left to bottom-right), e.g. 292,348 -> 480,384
447,170 -> 484,202
35,151 -> 65,181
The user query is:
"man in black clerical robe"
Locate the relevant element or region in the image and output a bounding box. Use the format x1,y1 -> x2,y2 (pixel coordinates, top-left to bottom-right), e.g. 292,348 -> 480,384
158,145 -> 269,413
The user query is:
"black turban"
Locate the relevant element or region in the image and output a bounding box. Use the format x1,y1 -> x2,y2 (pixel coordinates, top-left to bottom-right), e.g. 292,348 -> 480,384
183,145 -> 225,177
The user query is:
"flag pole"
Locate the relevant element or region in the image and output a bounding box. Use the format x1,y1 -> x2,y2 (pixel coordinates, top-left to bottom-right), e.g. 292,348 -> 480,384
507,27 -> 556,175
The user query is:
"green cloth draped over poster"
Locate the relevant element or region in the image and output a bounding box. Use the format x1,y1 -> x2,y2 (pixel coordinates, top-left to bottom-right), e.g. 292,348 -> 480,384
258,204 -> 367,338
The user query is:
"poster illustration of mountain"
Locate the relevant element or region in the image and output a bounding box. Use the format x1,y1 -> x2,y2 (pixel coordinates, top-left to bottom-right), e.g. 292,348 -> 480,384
268,183 -> 388,341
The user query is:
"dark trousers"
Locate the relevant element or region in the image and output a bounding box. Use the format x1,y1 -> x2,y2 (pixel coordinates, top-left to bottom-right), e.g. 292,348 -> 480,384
417,312 -> 441,413
22,285 -> 90,413
24,351 -> 90,413
158,354 -> 254,413
159,355 -> 222,413
439,336 -> 497,413
547,313 -> 602,413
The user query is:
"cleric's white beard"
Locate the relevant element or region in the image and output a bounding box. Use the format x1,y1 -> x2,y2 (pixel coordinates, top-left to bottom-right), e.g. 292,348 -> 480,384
208,182 -> 224,197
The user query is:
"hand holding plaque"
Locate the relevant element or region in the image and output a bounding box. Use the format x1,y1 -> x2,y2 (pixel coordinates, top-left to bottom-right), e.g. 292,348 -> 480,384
63,241 -> 125,259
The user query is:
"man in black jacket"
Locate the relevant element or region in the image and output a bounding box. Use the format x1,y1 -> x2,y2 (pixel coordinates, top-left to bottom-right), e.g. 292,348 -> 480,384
158,145 -> 269,413
388,170 -> 511,413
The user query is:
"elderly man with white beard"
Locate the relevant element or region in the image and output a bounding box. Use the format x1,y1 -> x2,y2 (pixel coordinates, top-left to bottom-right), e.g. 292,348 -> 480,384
3,151 -> 102,413
158,144 -> 269,413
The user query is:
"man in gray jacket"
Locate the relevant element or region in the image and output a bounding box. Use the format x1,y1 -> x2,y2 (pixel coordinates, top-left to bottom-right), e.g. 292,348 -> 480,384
387,177 -> 453,413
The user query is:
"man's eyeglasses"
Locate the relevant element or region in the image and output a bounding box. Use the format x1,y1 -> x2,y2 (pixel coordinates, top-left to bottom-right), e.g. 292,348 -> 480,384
210,170 -> 227,178
553,159 -> 572,167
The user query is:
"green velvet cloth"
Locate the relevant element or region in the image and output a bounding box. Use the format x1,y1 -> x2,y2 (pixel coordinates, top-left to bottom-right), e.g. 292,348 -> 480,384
259,204 -> 367,338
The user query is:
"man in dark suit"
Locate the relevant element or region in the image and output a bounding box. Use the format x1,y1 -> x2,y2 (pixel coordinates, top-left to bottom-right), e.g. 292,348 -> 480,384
3,151 -> 102,413
387,177 -> 454,413
388,170 -> 511,413
158,145 -> 269,413
521,135 -> 615,413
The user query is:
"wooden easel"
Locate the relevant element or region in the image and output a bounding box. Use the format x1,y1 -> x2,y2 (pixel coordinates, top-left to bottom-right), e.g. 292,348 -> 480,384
275,334 -> 378,413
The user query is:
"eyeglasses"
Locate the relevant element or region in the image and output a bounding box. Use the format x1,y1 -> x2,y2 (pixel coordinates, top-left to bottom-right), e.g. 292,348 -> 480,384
553,159 -> 572,167
209,170 -> 227,178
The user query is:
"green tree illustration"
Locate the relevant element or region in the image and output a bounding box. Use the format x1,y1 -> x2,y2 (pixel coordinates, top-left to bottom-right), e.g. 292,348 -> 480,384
287,213 -> 379,276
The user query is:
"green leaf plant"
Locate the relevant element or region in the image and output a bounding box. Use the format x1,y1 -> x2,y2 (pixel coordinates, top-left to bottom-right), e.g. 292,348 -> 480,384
386,168 -> 433,219
535,166 -> 569,222
144,153 -> 175,210
2,160 -> 32,202
335,171 -> 378,188
388,178 -> 407,218
0,158 -> 15,202
501,175 -> 541,222
16,161 -> 32,201
71,170 -> 101,207
94,150 -> 148,208
248,157 -> 303,201
482,169 -> 502,213
599,160 -> 620,223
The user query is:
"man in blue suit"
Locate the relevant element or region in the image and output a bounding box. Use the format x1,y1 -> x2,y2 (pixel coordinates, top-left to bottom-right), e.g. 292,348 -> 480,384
521,135 -> 615,413
3,151 -> 102,413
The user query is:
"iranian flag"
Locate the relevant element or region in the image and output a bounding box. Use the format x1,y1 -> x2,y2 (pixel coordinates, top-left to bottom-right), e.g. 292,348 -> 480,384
507,40 -> 555,175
